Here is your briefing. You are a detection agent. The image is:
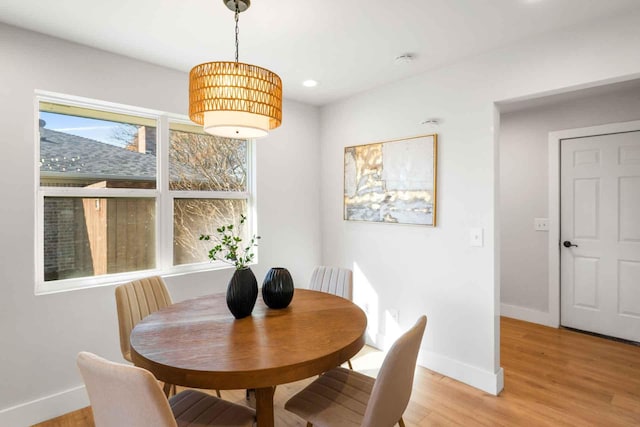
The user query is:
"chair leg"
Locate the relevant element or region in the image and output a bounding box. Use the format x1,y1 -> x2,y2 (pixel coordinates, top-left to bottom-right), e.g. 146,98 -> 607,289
398,417 -> 406,427
216,389 -> 221,398
162,382 -> 172,397
160,383 -> 179,397
306,423 -> 313,427
347,359 -> 353,370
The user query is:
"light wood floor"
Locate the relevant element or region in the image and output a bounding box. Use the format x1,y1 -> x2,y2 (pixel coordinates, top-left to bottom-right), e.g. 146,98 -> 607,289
34,317 -> 640,426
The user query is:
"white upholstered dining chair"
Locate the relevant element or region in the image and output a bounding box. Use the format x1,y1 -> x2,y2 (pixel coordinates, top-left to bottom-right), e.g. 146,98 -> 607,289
309,266 -> 355,369
309,266 -> 353,300
285,315 -> 427,427
77,351 -> 255,427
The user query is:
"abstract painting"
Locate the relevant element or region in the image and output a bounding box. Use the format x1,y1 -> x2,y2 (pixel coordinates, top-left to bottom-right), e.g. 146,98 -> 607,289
344,134 -> 437,226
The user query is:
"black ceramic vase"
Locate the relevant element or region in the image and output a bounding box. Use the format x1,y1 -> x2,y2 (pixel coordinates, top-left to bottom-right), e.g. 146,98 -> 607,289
262,267 -> 294,309
226,267 -> 258,319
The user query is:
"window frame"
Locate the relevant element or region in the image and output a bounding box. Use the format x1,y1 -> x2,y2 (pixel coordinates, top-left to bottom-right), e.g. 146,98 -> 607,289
34,91 -> 256,295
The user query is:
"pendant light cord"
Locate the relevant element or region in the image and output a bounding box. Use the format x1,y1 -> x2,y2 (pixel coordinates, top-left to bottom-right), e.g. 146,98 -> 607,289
234,1 -> 240,63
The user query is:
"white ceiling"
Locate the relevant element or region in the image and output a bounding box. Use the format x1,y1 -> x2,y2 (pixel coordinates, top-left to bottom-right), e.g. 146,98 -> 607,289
2,0 -> 640,106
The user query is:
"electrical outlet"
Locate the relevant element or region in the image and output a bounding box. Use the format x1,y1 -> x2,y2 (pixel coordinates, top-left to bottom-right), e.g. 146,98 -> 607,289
534,217 -> 549,232
388,308 -> 399,323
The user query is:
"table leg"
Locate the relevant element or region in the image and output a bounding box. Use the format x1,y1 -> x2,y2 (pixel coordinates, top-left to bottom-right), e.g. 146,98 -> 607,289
255,386 -> 275,427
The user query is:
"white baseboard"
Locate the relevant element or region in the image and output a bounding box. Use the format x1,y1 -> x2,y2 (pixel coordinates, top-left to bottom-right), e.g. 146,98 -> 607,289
364,329 -> 386,349
418,351 -> 504,395
501,303 -> 556,327
0,385 -> 88,427
367,328 -> 503,396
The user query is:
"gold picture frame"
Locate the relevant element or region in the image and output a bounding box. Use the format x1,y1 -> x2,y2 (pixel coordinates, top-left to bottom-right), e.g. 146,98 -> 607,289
344,134 -> 438,226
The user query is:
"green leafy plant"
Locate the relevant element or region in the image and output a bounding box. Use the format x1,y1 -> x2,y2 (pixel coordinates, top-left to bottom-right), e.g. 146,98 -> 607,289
199,214 -> 260,270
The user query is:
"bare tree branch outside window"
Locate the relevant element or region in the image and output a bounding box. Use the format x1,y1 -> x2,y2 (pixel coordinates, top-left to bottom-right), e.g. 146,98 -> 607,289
169,128 -> 248,265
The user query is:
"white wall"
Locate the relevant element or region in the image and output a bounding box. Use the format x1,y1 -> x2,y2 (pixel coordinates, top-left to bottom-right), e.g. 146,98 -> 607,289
0,23 -> 320,426
500,84 -> 640,324
319,9 -> 640,395
4,6 -> 640,423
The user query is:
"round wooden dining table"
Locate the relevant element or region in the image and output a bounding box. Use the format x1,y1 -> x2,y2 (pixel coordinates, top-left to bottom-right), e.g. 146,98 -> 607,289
130,288 -> 367,427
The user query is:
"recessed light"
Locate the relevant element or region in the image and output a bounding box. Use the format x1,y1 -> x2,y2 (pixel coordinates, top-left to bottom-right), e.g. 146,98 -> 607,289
302,80 -> 318,88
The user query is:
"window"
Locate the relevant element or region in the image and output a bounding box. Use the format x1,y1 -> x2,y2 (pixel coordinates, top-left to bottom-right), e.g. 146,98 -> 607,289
36,94 -> 254,294
168,122 -> 249,266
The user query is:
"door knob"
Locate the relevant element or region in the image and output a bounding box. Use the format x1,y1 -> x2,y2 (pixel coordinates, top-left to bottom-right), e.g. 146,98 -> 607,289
563,241 -> 578,248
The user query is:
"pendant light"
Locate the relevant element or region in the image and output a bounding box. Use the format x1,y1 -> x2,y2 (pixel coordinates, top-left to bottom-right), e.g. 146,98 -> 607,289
189,0 -> 282,139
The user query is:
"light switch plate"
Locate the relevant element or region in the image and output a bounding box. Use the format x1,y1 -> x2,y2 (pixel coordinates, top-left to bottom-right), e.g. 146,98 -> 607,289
470,228 -> 484,247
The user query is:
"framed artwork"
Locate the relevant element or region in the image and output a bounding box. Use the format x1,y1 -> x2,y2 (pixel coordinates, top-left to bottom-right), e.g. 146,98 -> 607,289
344,134 -> 437,226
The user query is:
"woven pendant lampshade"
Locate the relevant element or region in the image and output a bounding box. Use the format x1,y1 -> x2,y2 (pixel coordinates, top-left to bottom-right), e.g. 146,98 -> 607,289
189,0 -> 282,139
189,61 -> 282,139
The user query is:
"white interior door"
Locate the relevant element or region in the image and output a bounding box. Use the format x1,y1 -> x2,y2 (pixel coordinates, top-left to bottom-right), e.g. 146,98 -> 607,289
561,130 -> 640,342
